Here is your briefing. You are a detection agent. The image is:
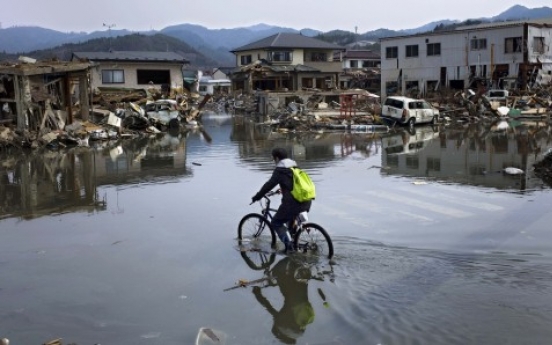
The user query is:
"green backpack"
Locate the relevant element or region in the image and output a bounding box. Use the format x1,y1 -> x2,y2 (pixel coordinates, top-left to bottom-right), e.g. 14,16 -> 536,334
290,167 -> 316,202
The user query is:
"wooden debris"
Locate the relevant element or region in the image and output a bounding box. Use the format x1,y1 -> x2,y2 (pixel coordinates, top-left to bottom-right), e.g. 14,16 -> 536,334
223,277 -> 269,291
43,338 -> 62,345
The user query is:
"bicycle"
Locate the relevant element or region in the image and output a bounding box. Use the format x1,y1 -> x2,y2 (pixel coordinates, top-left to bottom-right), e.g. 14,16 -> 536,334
237,190 -> 334,259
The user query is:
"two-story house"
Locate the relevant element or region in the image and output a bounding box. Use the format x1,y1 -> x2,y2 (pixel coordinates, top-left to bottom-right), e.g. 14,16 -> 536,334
337,49 -> 381,91
72,51 -> 189,92
230,33 -> 345,93
379,19 -> 552,99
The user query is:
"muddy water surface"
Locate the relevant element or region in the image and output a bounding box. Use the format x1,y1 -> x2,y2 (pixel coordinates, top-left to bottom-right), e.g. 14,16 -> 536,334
2,114 -> 552,345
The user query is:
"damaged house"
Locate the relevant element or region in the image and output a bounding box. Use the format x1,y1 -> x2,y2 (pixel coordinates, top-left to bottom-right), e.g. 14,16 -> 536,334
0,58 -> 91,132
380,18 -> 552,99
71,51 -> 189,93
229,33 -> 345,93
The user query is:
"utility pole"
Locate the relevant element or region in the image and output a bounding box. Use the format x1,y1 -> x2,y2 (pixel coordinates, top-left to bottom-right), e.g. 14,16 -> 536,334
103,23 -> 116,50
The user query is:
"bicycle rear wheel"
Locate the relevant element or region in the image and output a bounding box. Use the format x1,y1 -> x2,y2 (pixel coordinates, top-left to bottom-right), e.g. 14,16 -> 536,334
293,222 -> 334,259
237,213 -> 276,248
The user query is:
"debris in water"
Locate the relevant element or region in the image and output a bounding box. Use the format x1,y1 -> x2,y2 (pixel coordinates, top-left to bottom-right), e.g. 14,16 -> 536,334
503,167 -> 524,175
195,327 -> 227,345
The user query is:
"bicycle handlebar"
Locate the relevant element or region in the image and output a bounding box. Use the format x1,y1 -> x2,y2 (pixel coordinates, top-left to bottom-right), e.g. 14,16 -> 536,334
250,190 -> 281,205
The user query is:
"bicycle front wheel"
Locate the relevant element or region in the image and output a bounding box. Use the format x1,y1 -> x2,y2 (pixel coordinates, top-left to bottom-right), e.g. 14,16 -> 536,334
237,213 -> 276,248
294,222 -> 334,259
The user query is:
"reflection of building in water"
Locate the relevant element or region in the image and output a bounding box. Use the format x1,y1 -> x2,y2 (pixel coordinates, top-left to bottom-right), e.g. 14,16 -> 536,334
232,117 -> 383,170
381,125 -> 552,190
92,133 -> 190,185
0,149 -> 105,220
0,132 -> 191,219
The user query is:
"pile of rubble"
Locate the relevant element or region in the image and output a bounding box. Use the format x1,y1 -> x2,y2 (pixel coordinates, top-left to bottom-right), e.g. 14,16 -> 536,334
0,84 -> 210,150
201,85 -> 550,134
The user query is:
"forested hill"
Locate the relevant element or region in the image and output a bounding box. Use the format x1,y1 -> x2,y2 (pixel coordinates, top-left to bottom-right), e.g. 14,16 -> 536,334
0,33 -> 219,68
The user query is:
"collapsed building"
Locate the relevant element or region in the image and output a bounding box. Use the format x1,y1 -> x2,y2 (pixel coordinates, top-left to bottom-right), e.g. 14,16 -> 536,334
0,56 -> 206,149
0,58 -> 91,132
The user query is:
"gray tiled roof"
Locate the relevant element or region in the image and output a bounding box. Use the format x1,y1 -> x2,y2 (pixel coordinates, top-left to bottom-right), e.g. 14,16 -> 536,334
231,33 -> 344,52
72,51 -> 189,63
270,64 -> 320,72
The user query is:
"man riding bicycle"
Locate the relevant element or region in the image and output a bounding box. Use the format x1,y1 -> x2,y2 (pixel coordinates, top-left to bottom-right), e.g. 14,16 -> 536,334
251,148 -> 312,252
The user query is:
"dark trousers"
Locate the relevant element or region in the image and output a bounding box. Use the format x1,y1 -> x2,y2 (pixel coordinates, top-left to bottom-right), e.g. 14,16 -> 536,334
271,200 -> 311,242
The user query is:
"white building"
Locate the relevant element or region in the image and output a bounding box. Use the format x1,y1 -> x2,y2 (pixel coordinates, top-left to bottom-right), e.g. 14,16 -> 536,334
380,19 -> 552,99
198,76 -> 231,96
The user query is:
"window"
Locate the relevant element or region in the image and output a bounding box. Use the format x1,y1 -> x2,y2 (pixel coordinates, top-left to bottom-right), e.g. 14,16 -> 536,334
102,69 -> 124,84
240,55 -> 252,65
534,37 -> 545,53
386,46 -> 398,59
350,60 -> 358,68
505,37 -> 522,53
406,156 -> 419,169
470,38 -> 487,50
427,158 -> 441,172
308,52 -> 327,61
363,60 -> 378,67
137,69 -> 170,85
427,43 -> 441,56
406,45 -> 419,58
269,51 -> 292,62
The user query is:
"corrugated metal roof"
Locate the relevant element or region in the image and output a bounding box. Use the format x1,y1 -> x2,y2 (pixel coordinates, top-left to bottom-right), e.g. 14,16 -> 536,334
231,33 -> 344,52
72,51 -> 189,63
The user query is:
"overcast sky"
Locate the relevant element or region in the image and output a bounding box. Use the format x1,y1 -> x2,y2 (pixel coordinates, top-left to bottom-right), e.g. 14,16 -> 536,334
2,0 -> 551,33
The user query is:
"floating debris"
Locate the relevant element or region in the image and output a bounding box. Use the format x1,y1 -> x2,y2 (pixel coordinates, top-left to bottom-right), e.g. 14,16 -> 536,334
195,327 -> 227,345
503,167 -> 524,175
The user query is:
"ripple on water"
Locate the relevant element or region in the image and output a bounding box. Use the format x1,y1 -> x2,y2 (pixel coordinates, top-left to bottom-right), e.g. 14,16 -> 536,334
323,236 -> 552,344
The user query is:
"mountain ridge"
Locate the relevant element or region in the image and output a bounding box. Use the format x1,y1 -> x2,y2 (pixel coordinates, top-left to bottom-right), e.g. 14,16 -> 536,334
1,5 -> 550,67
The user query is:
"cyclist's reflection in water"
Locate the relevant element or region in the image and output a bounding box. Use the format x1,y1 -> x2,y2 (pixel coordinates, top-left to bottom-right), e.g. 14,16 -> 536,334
252,256 -> 323,344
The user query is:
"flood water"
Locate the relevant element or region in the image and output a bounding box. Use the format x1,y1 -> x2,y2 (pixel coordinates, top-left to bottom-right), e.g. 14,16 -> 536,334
2,113 -> 552,345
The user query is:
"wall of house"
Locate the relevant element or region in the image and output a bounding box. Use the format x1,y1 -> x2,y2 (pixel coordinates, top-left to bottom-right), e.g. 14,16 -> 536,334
236,50 -> 268,65
212,70 -> 229,80
528,25 -> 552,68
89,62 -> 184,91
343,59 -> 380,69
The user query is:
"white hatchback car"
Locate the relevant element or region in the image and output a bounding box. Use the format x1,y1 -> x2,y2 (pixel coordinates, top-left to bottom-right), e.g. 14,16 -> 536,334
381,96 -> 439,128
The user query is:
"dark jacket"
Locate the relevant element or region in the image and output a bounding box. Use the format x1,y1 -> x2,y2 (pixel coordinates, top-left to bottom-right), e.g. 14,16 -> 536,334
254,158 -> 311,213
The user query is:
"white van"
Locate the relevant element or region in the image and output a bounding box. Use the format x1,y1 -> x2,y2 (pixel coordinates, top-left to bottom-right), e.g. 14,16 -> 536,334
381,126 -> 439,155
381,96 -> 439,128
